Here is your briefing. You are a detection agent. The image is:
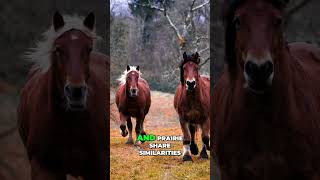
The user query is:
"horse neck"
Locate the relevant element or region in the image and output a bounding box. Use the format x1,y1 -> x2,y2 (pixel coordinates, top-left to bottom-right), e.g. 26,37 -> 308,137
46,67 -> 65,110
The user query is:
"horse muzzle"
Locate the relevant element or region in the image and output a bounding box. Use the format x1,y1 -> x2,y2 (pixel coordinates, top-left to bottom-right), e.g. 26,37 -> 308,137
64,84 -> 88,110
129,88 -> 139,97
244,60 -> 274,94
185,79 -> 196,91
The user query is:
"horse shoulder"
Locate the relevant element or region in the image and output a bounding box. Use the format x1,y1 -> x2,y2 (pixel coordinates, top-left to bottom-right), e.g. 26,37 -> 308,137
289,42 -> 320,63
138,78 -> 151,98
212,68 -> 234,121
18,71 -> 51,147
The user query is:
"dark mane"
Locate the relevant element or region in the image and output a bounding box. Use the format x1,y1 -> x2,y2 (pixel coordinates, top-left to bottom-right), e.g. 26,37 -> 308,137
222,0 -> 289,70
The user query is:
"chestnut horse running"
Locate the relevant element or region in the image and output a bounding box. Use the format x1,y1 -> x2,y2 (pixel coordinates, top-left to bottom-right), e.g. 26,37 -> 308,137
174,52 -> 210,161
18,12 -> 109,180
116,65 -> 151,145
213,0 -> 320,179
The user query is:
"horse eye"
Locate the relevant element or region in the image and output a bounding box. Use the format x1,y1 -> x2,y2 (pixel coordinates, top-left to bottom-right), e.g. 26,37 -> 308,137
233,17 -> 241,31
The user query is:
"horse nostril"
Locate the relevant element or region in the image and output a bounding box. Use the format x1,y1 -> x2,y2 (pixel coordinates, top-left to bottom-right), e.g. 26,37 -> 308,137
65,85 -> 87,99
245,61 -> 259,77
262,61 -> 274,77
186,80 -> 195,88
245,61 -> 274,82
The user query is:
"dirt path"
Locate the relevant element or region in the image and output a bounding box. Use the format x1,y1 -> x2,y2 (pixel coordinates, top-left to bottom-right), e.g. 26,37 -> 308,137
110,91 -> 210,180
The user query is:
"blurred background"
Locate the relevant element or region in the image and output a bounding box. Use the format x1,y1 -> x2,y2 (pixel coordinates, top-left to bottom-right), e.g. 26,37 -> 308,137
0,0 -> 108,179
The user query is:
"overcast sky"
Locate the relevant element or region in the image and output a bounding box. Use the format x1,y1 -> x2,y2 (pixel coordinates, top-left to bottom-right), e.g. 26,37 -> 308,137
111,0 -> 130,15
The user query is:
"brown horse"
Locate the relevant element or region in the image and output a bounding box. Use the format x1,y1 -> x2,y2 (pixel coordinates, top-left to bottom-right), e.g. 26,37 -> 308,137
213,0 -> 320,179
174,52 -> 210,161
116,65 -> 151,145
18,12 -> 109,180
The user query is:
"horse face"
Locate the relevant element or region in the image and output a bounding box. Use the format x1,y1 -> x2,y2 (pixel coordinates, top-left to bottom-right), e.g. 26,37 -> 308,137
126,66 -> 140,97
52,12 -> 95,110
234,0 -> 284,93
183,62 -> 199,91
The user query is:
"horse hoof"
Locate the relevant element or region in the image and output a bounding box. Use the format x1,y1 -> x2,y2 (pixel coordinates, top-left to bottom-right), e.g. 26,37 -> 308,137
200,149 -> 209,159
134,140 -> 142,146
121,130 -> 128,137
126,139 -> 134,144
183,154 -> 193,162
190,143 -> 199,155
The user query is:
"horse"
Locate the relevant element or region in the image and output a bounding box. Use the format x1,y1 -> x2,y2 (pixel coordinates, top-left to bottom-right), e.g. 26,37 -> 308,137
213,0 -> 320,179
17,12 -> 109,180
115,65 -> 151,145
174,52 -> 210,161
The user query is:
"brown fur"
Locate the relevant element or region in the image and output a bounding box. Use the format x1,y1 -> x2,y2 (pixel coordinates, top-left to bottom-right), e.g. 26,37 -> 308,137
213,0 -> 320,179
115,71 -> 151,144
18,13 -> 109,179
18,52 -> 109,179
174,52 -> 210,161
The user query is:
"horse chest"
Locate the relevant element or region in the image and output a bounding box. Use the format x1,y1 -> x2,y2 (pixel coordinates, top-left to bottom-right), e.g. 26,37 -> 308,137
122,100 -> 142,117
182,102 -> 204,123
221,118 -> 313,177
43,113 -> 98,165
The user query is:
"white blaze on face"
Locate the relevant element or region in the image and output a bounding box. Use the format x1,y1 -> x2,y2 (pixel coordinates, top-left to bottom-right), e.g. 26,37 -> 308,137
185,78 -> 196,90
71,34 -> 79,40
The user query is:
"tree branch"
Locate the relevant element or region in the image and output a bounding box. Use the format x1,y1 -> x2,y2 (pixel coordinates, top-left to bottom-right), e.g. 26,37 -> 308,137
190,0 -> 197,10
199,57 -> 210,67
285,0 -> 312,18
132,2 -> 182,39
131,2 -> 164,11
192,1 -> 210,11
165,14 -> 182,38
198,46 -> 209,54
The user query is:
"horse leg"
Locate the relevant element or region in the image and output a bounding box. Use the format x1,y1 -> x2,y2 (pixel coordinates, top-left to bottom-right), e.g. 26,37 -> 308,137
200,120 -> 210,159
135,117 -> 144,145
179,119 -> 192,161
119,112 -> 128,137
126,117 -> 134,144
30,159 -> 66,180
140,115 -> 147,136
189,124 -> 199,155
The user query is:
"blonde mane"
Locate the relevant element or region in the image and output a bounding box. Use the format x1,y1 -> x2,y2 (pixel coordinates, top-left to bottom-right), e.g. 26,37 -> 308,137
24,14 -> 99,73
117,66 -> 142,85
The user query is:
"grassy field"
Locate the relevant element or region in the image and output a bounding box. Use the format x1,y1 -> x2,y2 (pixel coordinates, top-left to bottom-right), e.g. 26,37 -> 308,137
110,91 -> 210,180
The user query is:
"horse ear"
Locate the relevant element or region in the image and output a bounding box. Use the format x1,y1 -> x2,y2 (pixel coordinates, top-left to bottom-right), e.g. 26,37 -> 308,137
83,12 -> 95,31
53,11 -> 65,31
194,52 -> 199,59
136,65 -> 140,71
183,52 -> 188,60
127,65 -> 130,71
